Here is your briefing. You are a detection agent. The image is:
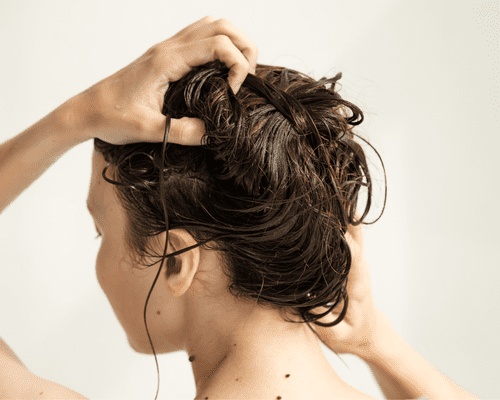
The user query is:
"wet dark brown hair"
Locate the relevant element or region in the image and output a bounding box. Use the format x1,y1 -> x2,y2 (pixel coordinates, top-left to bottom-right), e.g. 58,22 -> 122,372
94,61 -> 386,329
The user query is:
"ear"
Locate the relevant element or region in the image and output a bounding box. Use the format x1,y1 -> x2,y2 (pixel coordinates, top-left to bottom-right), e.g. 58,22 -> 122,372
161,229 -> 201,297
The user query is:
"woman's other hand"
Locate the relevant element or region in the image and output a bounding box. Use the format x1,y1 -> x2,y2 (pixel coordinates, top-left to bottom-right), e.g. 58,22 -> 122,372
76,16 -> 257,146
307,213 -> 392,359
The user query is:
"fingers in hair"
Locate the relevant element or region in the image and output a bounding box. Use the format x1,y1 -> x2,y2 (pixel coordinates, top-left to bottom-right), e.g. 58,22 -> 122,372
179,18 -> 258,74
169,117 -> 206,145
178,35 -> 251,93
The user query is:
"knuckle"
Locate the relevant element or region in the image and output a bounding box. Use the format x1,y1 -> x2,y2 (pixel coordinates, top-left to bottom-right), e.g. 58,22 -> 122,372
203,15 -> 216,23
146,44 -> 163,61
213,34 -> 231,47
149,54 -> 163,72
150,45 -> 170,67
238,61 -> 251,73
252,44 -> 259,58
215,18 -> 232,30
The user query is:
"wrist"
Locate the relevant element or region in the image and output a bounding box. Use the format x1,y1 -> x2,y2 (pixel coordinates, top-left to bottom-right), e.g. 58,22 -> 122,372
54,91 -> 97,145
354,309 -> 401,364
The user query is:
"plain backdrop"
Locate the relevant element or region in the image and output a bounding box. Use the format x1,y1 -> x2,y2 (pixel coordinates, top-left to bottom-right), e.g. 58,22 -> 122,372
1,1 -> 499,399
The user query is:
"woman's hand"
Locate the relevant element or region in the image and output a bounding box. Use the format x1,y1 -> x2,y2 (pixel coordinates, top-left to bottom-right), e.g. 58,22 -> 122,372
76,16 -> 257,146
307,214 -> 391,359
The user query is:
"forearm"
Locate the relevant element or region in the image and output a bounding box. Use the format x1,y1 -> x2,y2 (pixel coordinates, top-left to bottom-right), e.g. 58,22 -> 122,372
0,96 -> 89,215
359,314 -> 479,400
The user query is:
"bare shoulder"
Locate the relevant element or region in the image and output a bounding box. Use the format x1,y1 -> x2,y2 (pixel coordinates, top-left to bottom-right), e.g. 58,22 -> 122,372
26,375 -> 88,400
0,356 -> 87,400
197,374 -> 377,400
200,386 -> 377,400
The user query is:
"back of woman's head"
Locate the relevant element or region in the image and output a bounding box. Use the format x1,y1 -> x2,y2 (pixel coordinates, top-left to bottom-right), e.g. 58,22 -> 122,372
94,61 -> 385,327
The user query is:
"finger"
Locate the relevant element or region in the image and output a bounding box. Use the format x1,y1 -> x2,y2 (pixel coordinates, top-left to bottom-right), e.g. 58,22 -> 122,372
168,16 -> 216,41
178,18 -> 258,74
168,36 -> 251,93
140,111 -> 205,145
168,117 -> 206,145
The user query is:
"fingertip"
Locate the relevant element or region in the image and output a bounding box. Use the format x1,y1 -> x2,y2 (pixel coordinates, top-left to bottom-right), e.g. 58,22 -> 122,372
232,82 -> 242,94
242,50 -> 257,75
228,75 -> 243,94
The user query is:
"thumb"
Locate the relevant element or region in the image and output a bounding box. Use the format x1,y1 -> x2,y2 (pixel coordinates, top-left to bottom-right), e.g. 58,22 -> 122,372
168,117 -> 206,145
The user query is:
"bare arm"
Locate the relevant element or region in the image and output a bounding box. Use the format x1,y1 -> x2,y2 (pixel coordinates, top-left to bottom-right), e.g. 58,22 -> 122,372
308,220 -> 481,400
358,312 -> 480,400
0,17 -> 257,399
0,97 -> 89,398
0,17 -> 258,217
0,98 -> 86,215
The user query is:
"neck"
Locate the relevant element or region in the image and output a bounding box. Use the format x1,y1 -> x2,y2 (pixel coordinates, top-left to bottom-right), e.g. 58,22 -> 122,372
184,304 -> 342,398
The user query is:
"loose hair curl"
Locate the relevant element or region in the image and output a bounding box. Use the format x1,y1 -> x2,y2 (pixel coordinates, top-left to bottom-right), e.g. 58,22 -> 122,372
94,61 -> 386,330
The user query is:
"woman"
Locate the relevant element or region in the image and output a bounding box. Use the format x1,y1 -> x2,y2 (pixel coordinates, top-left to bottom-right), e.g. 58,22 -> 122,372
0,16 -> 479,400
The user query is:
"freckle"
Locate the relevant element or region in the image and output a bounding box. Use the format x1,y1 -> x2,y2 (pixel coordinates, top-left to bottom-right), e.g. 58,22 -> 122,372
189,355 -> 195,362
205,397 -> 208,399
277,396 -> 282,399
156,310 -> 161,315
236,378 -> 239,381
285,374 -> 290,378
233,343 -> 237,346
39,392 -> 43,395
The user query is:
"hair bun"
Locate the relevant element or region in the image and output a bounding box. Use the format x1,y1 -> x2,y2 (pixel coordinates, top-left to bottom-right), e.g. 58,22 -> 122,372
93,60 -> 387,328
163,62 -> 365,206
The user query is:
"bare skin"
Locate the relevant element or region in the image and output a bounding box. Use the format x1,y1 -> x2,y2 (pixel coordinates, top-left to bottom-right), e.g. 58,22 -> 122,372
0,15 -> 480,400
88,150 -> 373,400
0,16 -> 374,399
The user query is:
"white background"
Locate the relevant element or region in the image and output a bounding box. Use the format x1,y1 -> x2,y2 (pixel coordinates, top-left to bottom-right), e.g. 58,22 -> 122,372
1,1 -> 499,399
